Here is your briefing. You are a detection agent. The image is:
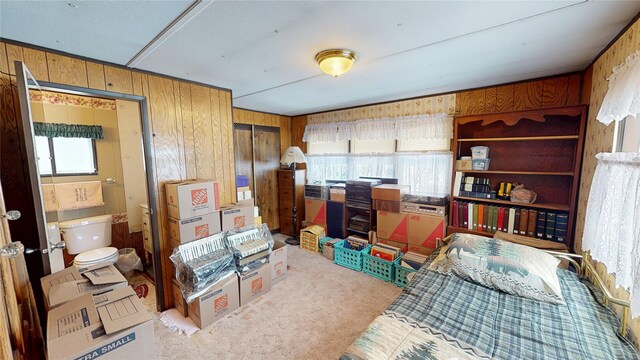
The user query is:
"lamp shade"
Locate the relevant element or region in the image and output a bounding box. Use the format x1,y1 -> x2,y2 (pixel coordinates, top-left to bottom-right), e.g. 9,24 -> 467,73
280,146 -> 307,166
315,49 -> 357,77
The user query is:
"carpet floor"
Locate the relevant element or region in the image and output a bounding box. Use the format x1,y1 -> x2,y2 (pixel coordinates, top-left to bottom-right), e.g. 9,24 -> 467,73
131,234 -> 403,359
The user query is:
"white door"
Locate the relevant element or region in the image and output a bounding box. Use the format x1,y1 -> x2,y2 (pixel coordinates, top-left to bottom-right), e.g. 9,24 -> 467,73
14,61 -> 65,273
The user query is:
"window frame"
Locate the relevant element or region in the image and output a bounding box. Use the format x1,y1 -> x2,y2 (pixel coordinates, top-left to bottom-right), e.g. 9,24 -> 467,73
37,136 -> 99,177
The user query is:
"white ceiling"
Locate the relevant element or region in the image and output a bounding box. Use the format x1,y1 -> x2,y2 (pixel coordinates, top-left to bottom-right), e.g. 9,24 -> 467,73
2,1 -> 639,116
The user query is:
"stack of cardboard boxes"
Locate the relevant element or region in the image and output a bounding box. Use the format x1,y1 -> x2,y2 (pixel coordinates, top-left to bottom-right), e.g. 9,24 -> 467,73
41,264 -> 155,359
374,185 -> 447,255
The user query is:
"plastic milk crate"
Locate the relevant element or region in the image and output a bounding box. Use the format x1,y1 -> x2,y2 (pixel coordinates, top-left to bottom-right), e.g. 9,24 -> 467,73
394,264 -> 417,288
334,240 -> 371,271
362,252 -> 403,282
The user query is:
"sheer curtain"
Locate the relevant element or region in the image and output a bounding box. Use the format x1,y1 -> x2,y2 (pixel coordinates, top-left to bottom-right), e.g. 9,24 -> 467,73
582,152 -> 640,317
306,152 -> 452,195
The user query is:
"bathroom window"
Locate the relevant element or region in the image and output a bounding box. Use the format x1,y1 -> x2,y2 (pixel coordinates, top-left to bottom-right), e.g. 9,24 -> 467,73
35,136 -> 98,176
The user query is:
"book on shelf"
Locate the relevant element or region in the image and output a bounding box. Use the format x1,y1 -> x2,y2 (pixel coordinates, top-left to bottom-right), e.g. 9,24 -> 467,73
453,202 -> 459,227
507,208 -> 516,234
519,209 -> 529,235
472,203 -> 478,230
453,171 -> 463,197
536,211 -> 547,238
545,212 -> 556,240
554,213 -> 569,243
513,209 -> 521,235
527,210 -> 538,237
467,202 -> 473,230
497,207 -> 505,232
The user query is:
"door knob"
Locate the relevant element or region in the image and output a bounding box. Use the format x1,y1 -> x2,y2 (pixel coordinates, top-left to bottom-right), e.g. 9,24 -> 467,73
42,241 -> 65,254
0,242 -> 25,258
1,210 -> 21,221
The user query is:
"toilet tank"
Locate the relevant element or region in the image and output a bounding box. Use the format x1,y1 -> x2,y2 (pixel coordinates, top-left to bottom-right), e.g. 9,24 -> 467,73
59,214 -> 113,254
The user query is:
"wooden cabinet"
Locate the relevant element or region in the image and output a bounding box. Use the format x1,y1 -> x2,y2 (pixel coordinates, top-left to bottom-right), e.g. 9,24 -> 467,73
278,169 -> 305,236
447,105 -> 586,249
140,204 -> 152,255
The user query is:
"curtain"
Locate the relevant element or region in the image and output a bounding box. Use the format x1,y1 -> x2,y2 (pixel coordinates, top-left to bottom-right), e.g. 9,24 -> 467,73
306,152 -> 452,195
597,50 -> 640,125
33,122 -> 104,139
582,152 -> 640,317
302,113 -> 452,142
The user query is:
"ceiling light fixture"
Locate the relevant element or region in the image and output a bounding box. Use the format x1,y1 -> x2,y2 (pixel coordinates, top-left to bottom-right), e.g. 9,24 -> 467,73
315,49 -> 357,77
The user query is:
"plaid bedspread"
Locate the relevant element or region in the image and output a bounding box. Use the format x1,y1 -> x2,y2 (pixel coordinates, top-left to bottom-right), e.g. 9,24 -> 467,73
342,257 -> 639,359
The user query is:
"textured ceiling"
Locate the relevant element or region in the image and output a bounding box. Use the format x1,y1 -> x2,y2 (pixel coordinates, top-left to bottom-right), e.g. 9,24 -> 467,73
2,1 -> 639,115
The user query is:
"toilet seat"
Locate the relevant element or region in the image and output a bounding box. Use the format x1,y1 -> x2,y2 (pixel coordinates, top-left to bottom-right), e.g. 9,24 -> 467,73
73,246 -> 119,267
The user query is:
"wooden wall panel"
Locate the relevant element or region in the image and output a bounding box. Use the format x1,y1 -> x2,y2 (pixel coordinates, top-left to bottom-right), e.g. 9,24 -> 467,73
5,44 -> 23,75
542,77 -> 568,108
468,89 -> 485,114
279,115 -> 292,154
104,65 -> 133,94
233,108 -> 291,156
291,115 -> 307,154
219,92 -> 234,204
178,82 -> 196,179
566,74 -> 581,105
21,48 -> 48,81
484,86 -> 497,113
190,85 -> 214,180
253,129 -> 280,230
0,43 -> 8,74
209,90 -> 225,200
234,126 -> 254,195
513,80 -> 543,110
495,84 -> 515,112
46,53 -> 88,87
86,62 -> 106,90
0,40 -> 235,313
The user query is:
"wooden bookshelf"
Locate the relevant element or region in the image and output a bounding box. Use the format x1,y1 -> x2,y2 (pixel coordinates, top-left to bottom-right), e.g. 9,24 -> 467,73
448,105 -> 587,249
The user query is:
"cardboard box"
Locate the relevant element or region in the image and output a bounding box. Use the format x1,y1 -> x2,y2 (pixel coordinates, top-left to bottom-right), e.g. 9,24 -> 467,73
166,180 -> 220,219
304,199 -> 326,226
407,244 -> 435,256
378,238 -> 408,253
238,263 -> 272,306
188,275 -> 239,329
456,159 -> 472,171
220,204 -> 255,231
300,225 -> 325,252
254,216 -> 262,226
270,241 -> 288,284
47,287 -> 154,360
172,279 -> 188,318
169,211 -> 221,244
372,184 -> 411,201
406,213 -> 447,249
237,186 -> 252,201
376,211 -> 408,243
40,264 -> 128,310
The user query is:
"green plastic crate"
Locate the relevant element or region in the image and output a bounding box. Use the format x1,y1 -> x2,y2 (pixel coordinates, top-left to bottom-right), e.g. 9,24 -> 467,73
362,253 -> 403,282
394,264 -> 418,288
334,240 -> 371,271
318,237 -> 334,252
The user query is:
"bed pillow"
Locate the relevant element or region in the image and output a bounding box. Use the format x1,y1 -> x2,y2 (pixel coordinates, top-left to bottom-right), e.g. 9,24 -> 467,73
429,233 -> 563,304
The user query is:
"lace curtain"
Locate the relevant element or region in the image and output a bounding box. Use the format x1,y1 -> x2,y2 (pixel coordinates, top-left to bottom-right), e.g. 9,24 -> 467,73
582,152 -> 640,317
302,113 -> 453,142
597,50 -> 640,125
306,152 -> 452,195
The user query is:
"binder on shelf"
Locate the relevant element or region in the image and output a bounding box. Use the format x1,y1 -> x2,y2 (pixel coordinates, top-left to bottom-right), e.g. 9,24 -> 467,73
453,172 -> 463,197
507,208 -> 516,234
467,202 -> 473,230
545,212 -> 557,240
472,204 -> 478,230
536,211 -> 547,239
513,209 -> 521,235
527,209 -> 538,237
462,203 -> 468,227
497,207 -> 505,232
519,209 -> 529,235
554,213 -> 569,243
452,202 -> 459,227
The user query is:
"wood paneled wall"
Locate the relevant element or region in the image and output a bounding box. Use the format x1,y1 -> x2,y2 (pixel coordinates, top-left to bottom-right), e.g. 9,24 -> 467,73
577,18 -> 640,350
456,73 -> 584,116
233,108 -> 291,155
0,40 -> 235,310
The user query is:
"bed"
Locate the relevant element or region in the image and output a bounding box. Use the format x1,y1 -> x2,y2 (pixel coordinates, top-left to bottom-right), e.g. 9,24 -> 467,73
341,237 -> 639,360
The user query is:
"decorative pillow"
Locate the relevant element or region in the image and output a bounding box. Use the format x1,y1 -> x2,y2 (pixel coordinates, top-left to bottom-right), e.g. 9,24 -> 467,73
429,233 -> 563,304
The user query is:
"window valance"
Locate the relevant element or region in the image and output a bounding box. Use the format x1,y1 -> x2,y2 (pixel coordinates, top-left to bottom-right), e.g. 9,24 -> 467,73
597,50 -> 640,125
302,113 -> 453,142
34,122 -> 104,139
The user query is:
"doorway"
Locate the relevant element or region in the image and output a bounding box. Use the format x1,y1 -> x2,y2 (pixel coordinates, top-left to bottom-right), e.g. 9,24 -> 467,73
234,124 -> 281,231
13,62 -> 163,314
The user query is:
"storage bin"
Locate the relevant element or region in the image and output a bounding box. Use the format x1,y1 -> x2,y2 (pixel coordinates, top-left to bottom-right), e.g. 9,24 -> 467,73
394,264 -> 417,288
362,253 -> 403,282
471,158 -> 491,171
470,146 -> 489,159
334,240 -> 371,271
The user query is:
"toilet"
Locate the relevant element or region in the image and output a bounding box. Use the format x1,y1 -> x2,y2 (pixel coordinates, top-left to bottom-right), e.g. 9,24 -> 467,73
59,214 -> 119,267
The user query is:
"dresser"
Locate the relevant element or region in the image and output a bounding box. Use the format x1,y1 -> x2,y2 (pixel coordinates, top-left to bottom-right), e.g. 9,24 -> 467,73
278,169 -> 305,236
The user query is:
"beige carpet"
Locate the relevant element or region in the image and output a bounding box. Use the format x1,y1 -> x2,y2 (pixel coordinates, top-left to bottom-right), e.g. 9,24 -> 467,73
135,234 -> 403,359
